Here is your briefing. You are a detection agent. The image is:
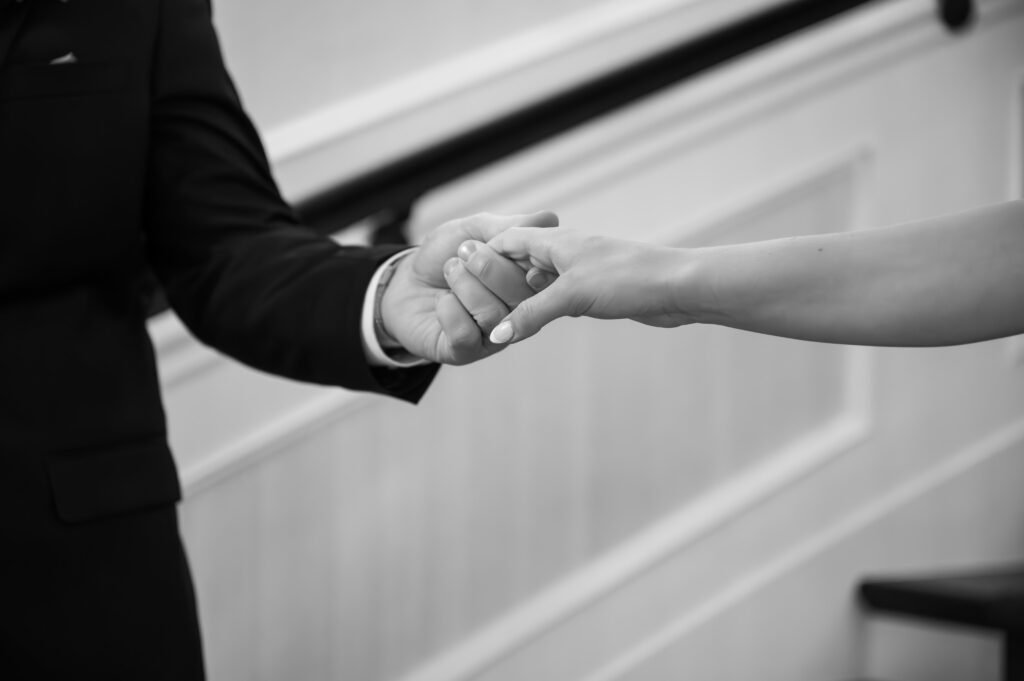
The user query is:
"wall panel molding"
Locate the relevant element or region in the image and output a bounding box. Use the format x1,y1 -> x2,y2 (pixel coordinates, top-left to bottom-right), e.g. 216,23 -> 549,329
657,142 -> 876,247
395,412 -> 872,681
261,0 -> 796,199
177,391 -> 368,497
1011,70 -> 1024,201
580,417 -> 1024,681
394,414 -> 1024,681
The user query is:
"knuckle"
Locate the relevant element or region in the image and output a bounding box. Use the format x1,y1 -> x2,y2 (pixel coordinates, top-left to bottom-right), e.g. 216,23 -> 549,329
440,216 -> 467,236
514,298 -> 533,318
567,300 -> 587,318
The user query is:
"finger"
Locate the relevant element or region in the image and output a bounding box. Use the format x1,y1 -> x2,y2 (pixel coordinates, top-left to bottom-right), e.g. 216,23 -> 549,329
489,277 -> 572,345
435,291 -> 485,365
525,266 -> 557,291
456,241 -> 536,307
442,256 -> 510,333
524,210 -> 560,228
486,227 -> 562,272
458,210 -> 559,243
418,212 -> 560,289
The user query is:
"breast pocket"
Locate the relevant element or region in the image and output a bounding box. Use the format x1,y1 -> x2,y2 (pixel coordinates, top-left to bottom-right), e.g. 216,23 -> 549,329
0,60 -> 128,101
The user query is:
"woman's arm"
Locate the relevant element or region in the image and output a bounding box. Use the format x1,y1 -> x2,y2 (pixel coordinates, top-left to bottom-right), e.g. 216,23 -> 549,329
481,200 -> 1024,346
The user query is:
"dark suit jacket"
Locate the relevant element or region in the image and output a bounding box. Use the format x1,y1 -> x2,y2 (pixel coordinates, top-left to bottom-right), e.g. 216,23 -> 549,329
0,0 -> 437,526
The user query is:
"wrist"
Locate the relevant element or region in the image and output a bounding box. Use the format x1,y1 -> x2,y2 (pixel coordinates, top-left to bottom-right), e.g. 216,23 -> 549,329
665,246 -> 718,326
373,251 -> 428,366
374,256 -> 406,350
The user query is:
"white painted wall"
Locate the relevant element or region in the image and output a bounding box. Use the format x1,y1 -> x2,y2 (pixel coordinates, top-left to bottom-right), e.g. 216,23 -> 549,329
153,0 -> 1024,679
210,0 -> 596,129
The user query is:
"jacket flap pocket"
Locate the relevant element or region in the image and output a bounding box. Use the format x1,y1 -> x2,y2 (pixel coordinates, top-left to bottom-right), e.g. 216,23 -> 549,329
44,436 -> 182,523
0,60 -> 128,101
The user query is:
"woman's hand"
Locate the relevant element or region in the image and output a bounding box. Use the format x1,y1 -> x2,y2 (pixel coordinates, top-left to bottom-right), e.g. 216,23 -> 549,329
458,227 -> 696,344
454,201 -> 1024,348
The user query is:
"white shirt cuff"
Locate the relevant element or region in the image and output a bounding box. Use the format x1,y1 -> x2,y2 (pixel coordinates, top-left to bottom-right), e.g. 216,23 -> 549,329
361,249 -> 430,368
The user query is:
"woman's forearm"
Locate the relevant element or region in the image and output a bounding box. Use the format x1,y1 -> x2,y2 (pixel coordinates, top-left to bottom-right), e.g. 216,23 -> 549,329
681,200 -> 1024,346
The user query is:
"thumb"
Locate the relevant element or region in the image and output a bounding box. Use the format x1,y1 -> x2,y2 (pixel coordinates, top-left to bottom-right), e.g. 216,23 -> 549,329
489,278 -> 570,345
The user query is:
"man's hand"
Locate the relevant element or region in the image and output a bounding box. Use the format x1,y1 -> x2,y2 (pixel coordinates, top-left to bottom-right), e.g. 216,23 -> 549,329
378,211 -> 558,365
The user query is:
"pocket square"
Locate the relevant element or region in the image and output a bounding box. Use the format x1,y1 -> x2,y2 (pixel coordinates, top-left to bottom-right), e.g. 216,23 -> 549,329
49,52 -> 78,66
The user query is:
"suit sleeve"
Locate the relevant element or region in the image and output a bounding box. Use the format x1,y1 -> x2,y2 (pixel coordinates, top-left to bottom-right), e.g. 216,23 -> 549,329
143,0 -> 437,399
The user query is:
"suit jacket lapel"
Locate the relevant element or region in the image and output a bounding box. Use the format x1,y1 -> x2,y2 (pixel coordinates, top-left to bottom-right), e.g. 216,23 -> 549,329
0,1 -> 33,72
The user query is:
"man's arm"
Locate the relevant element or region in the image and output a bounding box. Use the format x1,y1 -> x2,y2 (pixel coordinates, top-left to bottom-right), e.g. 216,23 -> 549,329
142,0 -> 551,393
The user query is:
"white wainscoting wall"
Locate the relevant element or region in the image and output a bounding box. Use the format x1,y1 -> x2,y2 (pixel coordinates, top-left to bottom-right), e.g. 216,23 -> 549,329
153,0 -> 1024,679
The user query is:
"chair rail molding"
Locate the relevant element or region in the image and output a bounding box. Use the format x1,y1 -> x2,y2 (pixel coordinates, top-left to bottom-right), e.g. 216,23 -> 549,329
408,0 -> 1020,230
261,0 -> 805,200
262,0 -> 1021,205
177,391 -> 368,497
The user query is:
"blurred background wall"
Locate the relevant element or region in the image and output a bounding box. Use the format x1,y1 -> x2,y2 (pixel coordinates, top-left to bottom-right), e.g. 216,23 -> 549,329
148,0 -> 1024,679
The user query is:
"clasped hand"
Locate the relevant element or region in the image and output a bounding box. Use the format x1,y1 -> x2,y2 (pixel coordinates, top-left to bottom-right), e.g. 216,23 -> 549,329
376,211 -> 560,365
379,214 -> 693,365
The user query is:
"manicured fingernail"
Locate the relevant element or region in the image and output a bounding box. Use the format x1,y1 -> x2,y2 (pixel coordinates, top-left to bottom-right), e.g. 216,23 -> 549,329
443,257 -> 460,279
457,240 -> 478,261
490,321 -> 514,344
